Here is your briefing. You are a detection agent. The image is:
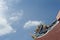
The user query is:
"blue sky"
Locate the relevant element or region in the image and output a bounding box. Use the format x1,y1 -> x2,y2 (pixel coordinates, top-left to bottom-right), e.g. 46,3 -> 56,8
0,0 -> 60,40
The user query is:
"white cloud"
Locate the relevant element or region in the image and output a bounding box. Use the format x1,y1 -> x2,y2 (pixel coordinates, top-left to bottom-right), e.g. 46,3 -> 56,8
0,0 -> 20,36
9,10 -> 23,22
24,20 -> 43,29
9,16 -> 19,22
0,17 -> 16,36
7,10 -> 23,25
0,0 -> 8,16
0,0 -> 23,36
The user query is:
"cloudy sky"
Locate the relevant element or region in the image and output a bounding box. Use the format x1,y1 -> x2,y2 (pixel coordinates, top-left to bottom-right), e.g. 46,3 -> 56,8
0,0 -> 60,40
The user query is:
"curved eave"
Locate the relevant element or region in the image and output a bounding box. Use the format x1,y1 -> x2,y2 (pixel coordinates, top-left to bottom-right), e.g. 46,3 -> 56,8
36,21 -> 60,40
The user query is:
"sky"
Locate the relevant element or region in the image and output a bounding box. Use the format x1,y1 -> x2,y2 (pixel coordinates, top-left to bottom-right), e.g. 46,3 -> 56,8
0,0 -> 60,40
